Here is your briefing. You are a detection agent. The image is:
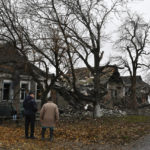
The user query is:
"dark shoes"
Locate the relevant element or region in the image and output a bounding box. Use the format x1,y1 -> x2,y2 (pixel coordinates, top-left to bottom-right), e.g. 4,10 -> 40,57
30,136 -> 36,139
41,137 -> 53,141
25,136 -> 29,139
50,137 -> 53,142
41,137 -> 45,141
26,136 -> 52,140
25,136 -> 36,139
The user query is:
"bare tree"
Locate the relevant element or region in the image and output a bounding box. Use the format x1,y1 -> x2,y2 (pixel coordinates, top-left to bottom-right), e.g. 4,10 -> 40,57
20,0 -> 128,117
49,0 -> 128,117
0,0 -> 128,117
0,0 -> 67,106
112,13 -> 150,109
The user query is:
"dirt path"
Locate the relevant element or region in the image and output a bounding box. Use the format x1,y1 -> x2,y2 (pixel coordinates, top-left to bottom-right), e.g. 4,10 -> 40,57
58,134 -> 150,150
125,134 -> 150,150
40,135 -> 150,150
1,135 -> 150,150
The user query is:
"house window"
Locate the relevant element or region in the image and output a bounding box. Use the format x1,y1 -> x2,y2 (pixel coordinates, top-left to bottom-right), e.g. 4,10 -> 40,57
111,89 -> 117,98
20,82 -> 30,100
125,87 -> 130,96
3,82 -> 11,100
36,84 -> 42,100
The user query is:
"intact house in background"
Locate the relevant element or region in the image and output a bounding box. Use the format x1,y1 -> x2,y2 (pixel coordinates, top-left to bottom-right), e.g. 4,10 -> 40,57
55,65 -> 150,109
0,43 -> 51,118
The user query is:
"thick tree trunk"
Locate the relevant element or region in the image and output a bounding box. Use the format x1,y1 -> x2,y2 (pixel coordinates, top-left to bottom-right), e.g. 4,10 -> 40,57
92,50 -> 102,118
130,76 -> 138,109
93,69 -> 101,118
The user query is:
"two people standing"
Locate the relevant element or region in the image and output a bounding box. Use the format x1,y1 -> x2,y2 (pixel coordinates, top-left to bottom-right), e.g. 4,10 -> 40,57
23,91 -> 59,141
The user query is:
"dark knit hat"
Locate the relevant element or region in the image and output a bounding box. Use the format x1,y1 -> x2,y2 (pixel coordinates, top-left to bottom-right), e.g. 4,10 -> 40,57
29,91 -> 34,95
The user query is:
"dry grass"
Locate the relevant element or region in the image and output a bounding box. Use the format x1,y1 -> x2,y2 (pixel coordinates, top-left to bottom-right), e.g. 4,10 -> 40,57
0,115 -> 150,150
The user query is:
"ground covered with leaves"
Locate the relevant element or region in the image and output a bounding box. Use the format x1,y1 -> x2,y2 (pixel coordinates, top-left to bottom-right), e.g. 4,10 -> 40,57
0,115 -> 150,150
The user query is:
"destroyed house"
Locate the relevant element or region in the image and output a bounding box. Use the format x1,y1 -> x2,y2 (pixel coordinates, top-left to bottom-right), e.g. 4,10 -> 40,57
67,66 -> 124,106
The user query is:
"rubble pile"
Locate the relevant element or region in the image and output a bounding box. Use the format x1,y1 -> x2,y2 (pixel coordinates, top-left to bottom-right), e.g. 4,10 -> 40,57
59,105 -> 127,118
59,105 -> 93,118
100,108 -> 127,117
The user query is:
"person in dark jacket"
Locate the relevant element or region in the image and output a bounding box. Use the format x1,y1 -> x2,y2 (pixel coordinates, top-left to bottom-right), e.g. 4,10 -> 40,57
23,91 -> 37,139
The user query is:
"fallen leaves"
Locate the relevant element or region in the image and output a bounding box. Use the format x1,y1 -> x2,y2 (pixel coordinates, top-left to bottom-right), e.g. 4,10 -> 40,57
0,115 -> 150,149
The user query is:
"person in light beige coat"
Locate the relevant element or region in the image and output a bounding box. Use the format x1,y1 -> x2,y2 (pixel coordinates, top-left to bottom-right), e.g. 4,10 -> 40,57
40,97 -> 59,141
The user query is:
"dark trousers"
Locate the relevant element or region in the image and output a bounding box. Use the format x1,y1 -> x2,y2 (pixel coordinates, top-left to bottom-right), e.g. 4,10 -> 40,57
42,127 -> 54,139
25,114 -> 35,137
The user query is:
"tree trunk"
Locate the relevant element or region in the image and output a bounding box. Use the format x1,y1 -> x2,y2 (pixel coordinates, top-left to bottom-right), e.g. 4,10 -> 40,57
92,50 -> 102,118
93,69 -> 101,118
130,76 -> 138,109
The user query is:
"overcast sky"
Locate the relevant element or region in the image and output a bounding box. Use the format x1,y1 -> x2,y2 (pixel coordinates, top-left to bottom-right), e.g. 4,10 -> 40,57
129,0 -> 150,20
103,0 -> 150,64
51,0 -> 150,78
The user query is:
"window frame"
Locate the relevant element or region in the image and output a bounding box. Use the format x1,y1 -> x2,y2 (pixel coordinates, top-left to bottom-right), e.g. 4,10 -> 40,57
111,89 -> 117,98
2,80 -> 13,101
20,81 -> 30,101
35,83 -> 43,100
